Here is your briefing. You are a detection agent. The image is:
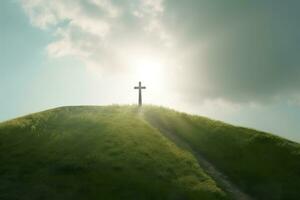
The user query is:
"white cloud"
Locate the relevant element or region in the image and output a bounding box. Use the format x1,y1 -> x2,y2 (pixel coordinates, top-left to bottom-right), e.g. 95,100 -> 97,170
21,0 -> 173,73
133,0 -> 164,17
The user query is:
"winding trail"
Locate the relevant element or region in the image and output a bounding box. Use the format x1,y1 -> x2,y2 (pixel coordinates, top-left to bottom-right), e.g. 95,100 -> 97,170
146,120 -> 253,200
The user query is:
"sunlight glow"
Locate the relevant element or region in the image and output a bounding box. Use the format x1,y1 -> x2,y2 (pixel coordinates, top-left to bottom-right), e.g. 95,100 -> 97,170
128,53 -> 167,104
133,56 -> 164,85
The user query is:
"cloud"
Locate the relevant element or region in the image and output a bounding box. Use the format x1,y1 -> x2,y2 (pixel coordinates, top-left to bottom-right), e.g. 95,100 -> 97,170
21,0 -> 172,72
21,0 -> 300,105
162,0 -> 300,105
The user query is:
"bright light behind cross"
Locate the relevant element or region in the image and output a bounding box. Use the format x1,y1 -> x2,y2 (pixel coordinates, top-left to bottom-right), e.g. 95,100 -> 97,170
134,56 -> 164,86
130,55 -> 166,104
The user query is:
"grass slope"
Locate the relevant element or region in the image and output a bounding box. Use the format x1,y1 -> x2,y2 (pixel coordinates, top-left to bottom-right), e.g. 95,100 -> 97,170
0,106 -> 227,200
143,106 -> 300,200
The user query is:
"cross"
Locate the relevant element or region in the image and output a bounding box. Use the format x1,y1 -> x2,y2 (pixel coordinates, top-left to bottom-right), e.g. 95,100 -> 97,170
134,81 -> 146,106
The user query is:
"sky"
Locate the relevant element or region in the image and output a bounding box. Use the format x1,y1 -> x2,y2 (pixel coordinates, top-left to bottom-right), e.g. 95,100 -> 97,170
1,0 -> 300,142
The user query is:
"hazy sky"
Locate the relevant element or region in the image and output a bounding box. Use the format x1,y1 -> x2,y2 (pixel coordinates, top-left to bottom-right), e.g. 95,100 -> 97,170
1,0 -> 300,142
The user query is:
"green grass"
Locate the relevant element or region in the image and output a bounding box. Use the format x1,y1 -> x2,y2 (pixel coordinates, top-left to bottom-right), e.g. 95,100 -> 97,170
142,105 -> 300,200
0,106 -> 227,200
1,105 -> 299,200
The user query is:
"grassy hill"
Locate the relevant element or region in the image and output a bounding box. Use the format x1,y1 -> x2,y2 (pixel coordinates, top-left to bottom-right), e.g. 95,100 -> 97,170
0,105 -> 299,200
0,106 -> 226,200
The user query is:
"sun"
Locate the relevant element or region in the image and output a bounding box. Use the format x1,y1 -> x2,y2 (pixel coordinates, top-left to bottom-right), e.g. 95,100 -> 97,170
132,56 -> 165,87
123,46 -> 168,103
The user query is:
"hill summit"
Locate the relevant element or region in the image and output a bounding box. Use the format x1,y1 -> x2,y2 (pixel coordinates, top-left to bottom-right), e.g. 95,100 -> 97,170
0,105 -> 299,200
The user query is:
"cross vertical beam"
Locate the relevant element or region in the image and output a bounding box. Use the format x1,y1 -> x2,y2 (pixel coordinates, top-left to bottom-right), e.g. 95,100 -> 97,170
134,81 -> 146,106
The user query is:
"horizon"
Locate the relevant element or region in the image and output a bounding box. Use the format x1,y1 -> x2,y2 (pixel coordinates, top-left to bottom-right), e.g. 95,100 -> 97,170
1,0 -> 300,142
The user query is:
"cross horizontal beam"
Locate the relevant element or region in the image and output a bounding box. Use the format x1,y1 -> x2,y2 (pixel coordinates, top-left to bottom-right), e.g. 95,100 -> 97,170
134,86 -> 146,89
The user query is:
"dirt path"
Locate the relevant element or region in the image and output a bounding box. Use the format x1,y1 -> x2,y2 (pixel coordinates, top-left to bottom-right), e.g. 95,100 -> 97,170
147,121 -> 253,200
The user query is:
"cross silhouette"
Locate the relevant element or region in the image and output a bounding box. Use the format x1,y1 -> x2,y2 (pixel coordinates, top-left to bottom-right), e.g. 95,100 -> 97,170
134,81 -> 146,106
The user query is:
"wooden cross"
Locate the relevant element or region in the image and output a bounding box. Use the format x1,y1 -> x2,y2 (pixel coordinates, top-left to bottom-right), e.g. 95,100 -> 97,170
134,81 -> 146,106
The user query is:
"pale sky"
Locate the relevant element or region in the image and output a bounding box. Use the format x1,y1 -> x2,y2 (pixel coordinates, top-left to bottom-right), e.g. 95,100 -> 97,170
1,0 -> 300,142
